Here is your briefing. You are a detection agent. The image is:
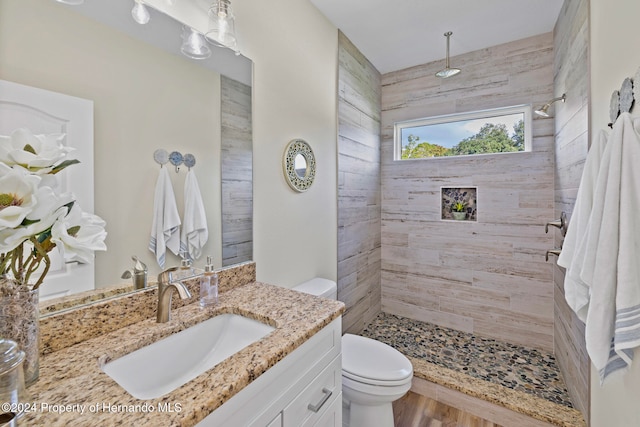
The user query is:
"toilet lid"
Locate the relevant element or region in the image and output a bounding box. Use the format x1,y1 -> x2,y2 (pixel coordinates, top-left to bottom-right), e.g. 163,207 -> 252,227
342,334 -> 413,385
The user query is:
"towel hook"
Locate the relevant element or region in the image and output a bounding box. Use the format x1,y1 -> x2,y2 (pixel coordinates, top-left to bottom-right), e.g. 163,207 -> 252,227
153,149 -> 169,167
153,150 -> 195,172
184,153 -> 196,171
169,151 -> 183,173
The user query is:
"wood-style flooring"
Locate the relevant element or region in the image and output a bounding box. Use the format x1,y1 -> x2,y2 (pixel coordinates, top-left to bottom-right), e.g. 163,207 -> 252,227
393,392 -> 502,427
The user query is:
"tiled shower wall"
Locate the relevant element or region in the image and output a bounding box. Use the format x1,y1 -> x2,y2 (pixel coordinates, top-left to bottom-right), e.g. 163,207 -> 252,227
380,34 -> 556,351
337,32 -> 382,334
221,76 -> 253,267
553,0 -> 590,419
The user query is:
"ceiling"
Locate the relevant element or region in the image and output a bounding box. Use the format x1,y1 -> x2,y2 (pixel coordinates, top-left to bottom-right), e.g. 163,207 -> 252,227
310,0 -> 564,74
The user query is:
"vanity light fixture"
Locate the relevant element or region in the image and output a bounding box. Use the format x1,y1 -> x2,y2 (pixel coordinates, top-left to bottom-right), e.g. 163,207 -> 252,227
181,27 -> 211,60
205,0 -> 239,54
435,31 -> 461,78
131,0 -> 151,25
534,93 -> 567,117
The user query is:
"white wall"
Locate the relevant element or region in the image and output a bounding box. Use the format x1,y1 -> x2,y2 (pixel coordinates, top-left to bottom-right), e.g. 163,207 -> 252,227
233,0 -> 339,287
589,0 -> 640,425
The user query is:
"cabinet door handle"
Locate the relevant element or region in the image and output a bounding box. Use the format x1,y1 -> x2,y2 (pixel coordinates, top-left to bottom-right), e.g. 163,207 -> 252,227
307,387 -> 333,413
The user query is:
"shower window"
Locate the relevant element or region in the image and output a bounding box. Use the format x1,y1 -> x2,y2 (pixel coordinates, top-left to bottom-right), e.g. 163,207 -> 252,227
394,105 -> 532,160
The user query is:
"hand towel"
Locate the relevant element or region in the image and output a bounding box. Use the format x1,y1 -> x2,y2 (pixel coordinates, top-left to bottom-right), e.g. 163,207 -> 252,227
557,129 -> 609,321
180,169 -> 208,261
148,167 -> 181,268
609,115 -> 640,379
568,113 -> 640,382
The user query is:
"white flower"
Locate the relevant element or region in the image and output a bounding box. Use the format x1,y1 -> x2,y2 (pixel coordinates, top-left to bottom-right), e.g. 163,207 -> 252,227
0,184 -> 72,254
51,204 -> 107,264
0,164 -> 41,230
0,129 -> 106,289
25,186 -> 74,224
0,128 -> 75,174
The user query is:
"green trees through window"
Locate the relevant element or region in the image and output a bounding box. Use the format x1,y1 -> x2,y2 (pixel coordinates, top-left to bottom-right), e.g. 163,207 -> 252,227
395,105 -> 531,160
401,119 -> 524,159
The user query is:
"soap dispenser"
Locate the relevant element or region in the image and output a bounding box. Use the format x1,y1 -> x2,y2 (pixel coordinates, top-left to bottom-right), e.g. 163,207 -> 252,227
199,256 -> 218,308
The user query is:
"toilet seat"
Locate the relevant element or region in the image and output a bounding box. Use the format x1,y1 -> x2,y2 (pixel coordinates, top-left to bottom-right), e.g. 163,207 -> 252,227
342,334 -> 413,386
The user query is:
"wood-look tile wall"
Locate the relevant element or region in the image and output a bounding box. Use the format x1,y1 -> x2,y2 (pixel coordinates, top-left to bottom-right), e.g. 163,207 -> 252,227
221,76 -> 253,267
552,0 -> 590,419
380,34 -> 556,351
337,32 -> 382,334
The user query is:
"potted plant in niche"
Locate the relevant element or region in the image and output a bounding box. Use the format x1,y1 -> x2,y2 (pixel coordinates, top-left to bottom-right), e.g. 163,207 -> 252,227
451,201 -> 467,220
0,128 -> 107,385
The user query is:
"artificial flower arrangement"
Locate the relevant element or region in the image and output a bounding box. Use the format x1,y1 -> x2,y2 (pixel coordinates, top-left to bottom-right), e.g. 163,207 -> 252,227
0,128 -> 107,290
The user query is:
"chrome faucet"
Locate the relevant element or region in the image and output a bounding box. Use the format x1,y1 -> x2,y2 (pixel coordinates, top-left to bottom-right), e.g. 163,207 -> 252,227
156,268 -> 192,323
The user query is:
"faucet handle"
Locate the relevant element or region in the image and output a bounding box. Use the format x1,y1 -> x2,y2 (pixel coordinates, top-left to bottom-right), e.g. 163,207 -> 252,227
545,248 -> 562,262
545,220 -> 562,233
545,212 -> 568,235
132,255 -> 147,272
158,266 -> 178,284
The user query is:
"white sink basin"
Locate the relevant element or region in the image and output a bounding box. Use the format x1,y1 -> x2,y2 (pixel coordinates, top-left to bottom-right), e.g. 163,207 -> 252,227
102,314 -> 275,399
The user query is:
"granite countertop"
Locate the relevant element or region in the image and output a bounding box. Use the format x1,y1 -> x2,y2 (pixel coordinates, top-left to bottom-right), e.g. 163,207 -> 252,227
23,282 -> 344,426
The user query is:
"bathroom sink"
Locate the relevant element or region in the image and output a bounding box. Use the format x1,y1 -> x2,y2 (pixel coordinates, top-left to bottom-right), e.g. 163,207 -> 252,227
102,314 -> 275,399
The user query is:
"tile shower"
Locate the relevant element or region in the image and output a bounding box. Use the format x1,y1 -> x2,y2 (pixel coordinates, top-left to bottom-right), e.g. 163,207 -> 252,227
336,13 -> 587,425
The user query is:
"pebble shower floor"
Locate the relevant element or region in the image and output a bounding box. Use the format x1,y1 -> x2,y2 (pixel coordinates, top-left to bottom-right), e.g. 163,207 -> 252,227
361,312 -> 573,408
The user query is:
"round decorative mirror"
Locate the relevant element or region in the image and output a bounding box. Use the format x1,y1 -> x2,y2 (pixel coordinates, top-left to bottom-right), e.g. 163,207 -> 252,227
283,139 -> 316,192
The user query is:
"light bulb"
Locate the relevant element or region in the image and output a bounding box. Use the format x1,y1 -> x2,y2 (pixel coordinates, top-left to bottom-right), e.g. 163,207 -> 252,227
205,0 -> 237,50
132,0 -> 150,25
181,27 -> 211,60
215,0 -> 229,18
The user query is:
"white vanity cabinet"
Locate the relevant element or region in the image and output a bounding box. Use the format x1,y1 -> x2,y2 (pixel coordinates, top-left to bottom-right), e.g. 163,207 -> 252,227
198,317 -> 342,427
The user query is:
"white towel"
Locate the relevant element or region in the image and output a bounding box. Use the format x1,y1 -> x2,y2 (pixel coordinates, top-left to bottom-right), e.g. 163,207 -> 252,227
148,167 -> 181,268
568,113 -> 640,382
180,169 -> 208,261
558,129 -> 609,321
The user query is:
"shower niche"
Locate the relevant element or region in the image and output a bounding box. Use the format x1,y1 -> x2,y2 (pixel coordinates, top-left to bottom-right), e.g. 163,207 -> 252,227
441,187 -> 477,221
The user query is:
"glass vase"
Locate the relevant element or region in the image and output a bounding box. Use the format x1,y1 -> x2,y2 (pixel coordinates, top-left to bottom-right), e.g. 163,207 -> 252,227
0,277 -> 40,386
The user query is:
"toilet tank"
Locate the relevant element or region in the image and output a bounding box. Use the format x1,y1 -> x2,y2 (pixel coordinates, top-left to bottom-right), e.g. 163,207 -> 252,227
292,278 -> 337,300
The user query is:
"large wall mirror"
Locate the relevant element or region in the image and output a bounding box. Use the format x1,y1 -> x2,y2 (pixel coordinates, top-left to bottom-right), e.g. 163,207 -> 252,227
0,0 -> 253,305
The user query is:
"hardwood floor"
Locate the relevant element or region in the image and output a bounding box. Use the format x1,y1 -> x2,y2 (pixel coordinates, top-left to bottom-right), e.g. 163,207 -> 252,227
393,392 -> 502,427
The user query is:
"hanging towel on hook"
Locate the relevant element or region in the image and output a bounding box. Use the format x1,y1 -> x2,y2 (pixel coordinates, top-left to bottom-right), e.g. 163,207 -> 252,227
149,166 -> 181,268
558,128 -> 609,321
563,113 -> 640,382
180,169 -> 208,261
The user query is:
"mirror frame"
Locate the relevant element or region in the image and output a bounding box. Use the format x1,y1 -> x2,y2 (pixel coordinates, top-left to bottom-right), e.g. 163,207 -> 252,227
283,139 -> 316,192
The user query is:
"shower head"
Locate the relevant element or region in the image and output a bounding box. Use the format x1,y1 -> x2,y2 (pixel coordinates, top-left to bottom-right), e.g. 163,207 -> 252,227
435,31 -> 461,78
534,94 -> 566,117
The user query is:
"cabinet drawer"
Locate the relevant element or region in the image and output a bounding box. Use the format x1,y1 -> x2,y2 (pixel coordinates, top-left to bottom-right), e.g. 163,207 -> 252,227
283,355 -> 341,427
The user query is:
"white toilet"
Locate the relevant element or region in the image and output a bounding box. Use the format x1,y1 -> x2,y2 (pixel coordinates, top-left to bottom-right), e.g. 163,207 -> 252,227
293,278 -> 413,427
